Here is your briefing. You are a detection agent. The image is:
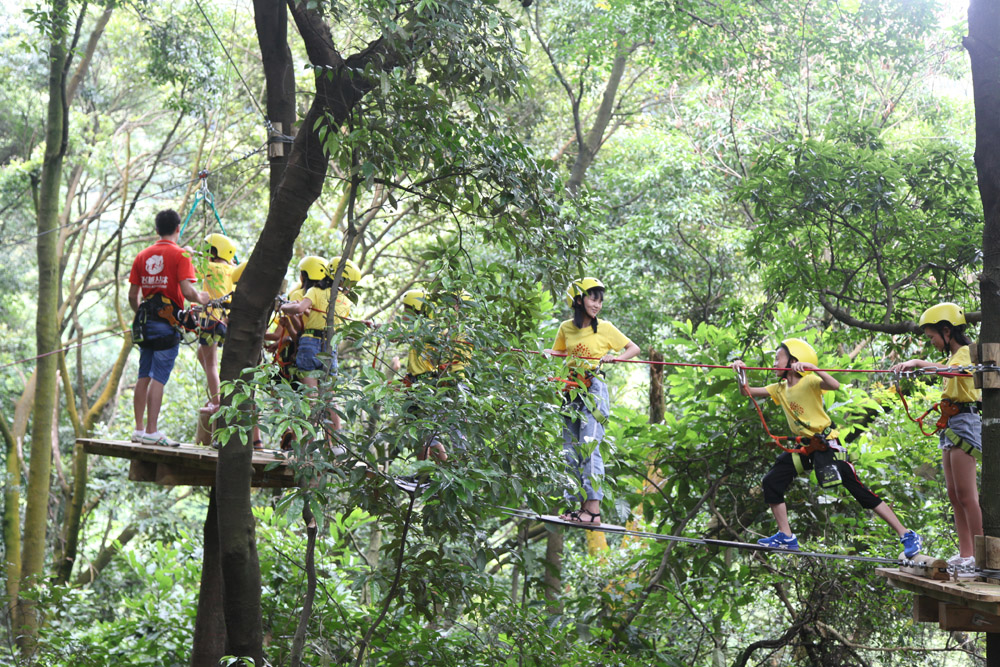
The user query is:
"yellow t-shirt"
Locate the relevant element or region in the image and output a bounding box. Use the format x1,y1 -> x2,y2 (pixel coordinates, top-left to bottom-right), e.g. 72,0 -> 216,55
765,374 -> 839,439
301,286 -> 330,334
202,261 -> 235,320
406,330 -> 470,378
552,319 -> 632,371
943,346 -> 981,403
334,292 -> 351,326
287,285 -> 304,302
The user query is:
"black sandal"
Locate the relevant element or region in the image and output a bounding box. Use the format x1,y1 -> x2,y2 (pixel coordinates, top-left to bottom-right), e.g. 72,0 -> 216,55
564,509 -> 601,525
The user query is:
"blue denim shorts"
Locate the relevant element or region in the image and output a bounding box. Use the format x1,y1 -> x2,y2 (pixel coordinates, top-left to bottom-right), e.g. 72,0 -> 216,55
138,320 -> 180,384
295,336 -> 325,372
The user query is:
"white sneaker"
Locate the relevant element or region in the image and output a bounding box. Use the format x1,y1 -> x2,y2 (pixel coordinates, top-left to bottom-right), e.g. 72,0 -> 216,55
130,429 -> 145,443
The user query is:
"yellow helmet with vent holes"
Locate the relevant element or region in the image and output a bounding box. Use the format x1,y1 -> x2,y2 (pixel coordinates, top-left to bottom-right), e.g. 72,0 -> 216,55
919,302 -> 965,328
565,277 -> 605,307
298,256 -> 328,282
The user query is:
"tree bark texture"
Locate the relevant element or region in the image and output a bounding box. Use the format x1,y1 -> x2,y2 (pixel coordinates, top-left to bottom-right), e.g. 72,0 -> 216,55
967,0 -> 1000,548
253,0 -> 295,194
200,3 -> 378,662
191,491 -> 228,666
17,0 -> 70,651
1,414 -> 20,616
966,0 -> 1000,662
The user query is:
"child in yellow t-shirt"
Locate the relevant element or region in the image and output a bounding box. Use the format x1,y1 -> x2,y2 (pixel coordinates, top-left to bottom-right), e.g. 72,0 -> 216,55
197,234 -> 237,416
734,338 -> 920,557
279,256 -> 332,386
891,302 -> 981,572
544,277 -> 640,526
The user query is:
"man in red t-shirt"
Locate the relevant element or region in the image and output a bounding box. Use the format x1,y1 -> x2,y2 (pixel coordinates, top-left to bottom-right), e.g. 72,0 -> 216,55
128,209 -> 209,447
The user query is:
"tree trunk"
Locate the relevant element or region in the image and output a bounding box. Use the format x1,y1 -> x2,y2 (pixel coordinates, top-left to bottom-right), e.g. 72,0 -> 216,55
566,44 -> 629,193
1,413 -> 20,618
966,0 -> 1000,662
17,0 -> 70,651
55,336 -> 131,586
200,3 -> 376,661
543,529 -> 563,613
254,0 -> 296,194
191,490 -> 228,666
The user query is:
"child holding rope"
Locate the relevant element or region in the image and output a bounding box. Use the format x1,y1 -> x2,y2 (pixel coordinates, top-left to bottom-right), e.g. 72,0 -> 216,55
890,302 -> 981,571
545,277 -> 640,526
733,338 -> 921,556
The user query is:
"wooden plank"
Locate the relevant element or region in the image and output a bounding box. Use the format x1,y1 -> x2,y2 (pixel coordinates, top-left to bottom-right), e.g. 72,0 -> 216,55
913,596 -> 940,623
129,459 -> 156,483
80,438 -> 296,488
938,603 -> 1000,632
971,343 -> 1000,390
876,567 -> 1000,616
899,554 -> 949,581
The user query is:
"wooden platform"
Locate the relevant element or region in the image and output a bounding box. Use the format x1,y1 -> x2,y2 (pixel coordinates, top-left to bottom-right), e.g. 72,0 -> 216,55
877,567 -> 1000,631
78,438 -> 295,488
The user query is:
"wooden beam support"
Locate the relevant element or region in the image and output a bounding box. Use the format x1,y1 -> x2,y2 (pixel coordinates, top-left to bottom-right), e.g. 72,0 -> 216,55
939,603 -> 1000,632
913,595 -> 940,623
971,343 -> 1000,389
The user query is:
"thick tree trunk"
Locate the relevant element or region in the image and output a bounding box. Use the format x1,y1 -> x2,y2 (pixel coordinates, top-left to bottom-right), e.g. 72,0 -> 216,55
966,0 -> 1000,662
543,529 -> 563,613
17,0 -> 70,651
198,3 -> 376,661
254,0 -> 296,194
191,491 -> 227,666
190,4 -> 297,659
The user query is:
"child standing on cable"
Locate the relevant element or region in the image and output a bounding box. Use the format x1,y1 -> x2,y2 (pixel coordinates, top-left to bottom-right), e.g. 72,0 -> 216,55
733,338 -> 921,556
545,278 -> 640,526
890,303 -> 981,572
196,234 -> 237,416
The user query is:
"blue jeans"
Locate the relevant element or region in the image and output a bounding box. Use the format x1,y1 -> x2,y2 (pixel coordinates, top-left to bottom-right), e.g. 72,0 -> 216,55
562,377 -> 608,503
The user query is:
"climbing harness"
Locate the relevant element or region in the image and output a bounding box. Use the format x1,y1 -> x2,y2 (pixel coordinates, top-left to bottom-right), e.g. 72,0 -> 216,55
892,373 -> 982,460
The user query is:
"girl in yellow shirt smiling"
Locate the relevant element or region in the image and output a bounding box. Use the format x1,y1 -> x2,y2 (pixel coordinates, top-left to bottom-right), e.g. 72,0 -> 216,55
546,277 -> 640,526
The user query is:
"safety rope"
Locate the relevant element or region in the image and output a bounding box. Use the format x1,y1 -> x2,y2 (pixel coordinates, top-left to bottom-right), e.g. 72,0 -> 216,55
511,348 -> 995,378
495,508 -> 1000,577
179,170 -> 230,241
0,331 -> 127,370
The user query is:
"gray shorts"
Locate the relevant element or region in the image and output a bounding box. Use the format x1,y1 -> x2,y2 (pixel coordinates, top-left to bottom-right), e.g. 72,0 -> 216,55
939,412 -> 981,452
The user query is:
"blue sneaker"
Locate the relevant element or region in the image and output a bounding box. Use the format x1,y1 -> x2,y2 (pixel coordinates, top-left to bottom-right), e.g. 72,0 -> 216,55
757,531 -> 800,551
900,530 -> 922,558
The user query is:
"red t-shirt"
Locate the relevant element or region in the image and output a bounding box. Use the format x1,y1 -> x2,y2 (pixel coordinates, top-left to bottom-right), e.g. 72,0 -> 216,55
129,239 -> 197,308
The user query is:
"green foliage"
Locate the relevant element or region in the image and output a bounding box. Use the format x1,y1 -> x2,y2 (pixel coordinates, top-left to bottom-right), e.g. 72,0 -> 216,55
739,128 -> 981,325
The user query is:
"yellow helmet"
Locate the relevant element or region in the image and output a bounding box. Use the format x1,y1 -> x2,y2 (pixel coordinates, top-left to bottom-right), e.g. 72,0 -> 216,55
205,233 -> 237,262
298,256 -> 329,282
230,261 -> 248,284
565,277 -> 605,307
919,302 -> 966,328
403,289 -> 430,313
781,338 -> 818,374
333,258 -> 362,286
